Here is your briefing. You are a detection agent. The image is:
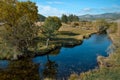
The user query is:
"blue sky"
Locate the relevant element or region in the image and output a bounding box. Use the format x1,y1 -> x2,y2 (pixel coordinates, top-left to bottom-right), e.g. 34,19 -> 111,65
21,0 -> 120,17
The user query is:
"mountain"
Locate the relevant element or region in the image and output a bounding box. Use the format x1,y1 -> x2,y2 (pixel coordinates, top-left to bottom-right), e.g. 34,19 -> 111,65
79,12 -> 120,21
37,14 -> 46,22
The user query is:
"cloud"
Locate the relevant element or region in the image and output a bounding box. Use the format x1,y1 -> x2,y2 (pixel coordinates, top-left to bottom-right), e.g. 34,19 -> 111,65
83,8 -> 92,12
47,1 -> 64,4
79,8 -> 93,14
37,4 -> 66,17
79,6 -> 120,15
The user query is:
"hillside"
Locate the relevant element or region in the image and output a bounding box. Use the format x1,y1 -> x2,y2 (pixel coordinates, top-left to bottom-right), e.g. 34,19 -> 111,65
37,14 -> 46,22
79,12 -> 120,21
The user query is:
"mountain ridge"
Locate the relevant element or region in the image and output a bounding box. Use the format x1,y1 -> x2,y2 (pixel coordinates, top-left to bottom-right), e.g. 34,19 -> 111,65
79,12 -> 120,21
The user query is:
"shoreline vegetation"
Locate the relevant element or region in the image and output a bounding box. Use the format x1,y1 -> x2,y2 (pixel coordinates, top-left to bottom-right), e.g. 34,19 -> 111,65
0,22 -> 97,60
0,1 -> 120,80
69,21 -> 120,80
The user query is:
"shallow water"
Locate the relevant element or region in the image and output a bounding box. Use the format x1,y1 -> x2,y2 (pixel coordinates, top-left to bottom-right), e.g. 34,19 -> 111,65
0,34 -> 112,79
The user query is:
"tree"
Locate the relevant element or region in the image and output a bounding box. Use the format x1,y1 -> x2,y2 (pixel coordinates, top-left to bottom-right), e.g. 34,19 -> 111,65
68,14 -> 79,22
0,0 -> 38,53
61,14 -> 68,23
73,15 -> 79,21
42,16 -> 62,47
68,14 -> 74,22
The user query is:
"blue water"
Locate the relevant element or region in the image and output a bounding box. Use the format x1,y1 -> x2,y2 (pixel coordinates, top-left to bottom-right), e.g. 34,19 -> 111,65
0,60 -> 9,69
0,34 -> 111,79
32,34 -> 112,78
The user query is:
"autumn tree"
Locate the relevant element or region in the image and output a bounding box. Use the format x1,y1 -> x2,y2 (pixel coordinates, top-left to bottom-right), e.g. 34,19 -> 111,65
42,16 -> 62,47
0,0 -> 38,53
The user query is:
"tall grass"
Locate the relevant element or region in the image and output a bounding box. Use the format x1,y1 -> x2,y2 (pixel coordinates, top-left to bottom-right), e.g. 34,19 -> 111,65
69,21 -> 120,80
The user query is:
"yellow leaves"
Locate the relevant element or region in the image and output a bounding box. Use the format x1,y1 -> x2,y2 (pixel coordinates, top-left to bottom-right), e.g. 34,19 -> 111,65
0,0 -> 39,53
0,0 -> 38,25
16,1 -> 38,23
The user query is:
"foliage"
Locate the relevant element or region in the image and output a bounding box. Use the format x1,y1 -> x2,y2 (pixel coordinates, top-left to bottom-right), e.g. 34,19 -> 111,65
42,16 -> 62,38
61,14 -> 79,23
61,14 -> 68,23
68,14 -> 79,22
0,0 -> 38,53
0,40 -> 21,59
42,16 -> 61,47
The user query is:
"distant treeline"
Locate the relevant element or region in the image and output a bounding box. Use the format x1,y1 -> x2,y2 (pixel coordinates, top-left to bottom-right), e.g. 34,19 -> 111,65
37,14 -> 79,23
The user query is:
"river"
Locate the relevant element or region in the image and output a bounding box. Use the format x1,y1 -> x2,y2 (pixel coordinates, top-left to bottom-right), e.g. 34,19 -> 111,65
0,34 -> 112,79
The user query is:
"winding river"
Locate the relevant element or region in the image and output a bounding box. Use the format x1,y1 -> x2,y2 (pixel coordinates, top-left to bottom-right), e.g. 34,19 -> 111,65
0,34 -> 112,79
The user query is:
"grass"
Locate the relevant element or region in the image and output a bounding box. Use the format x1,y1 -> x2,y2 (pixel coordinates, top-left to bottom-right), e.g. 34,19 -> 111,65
0,22 -> 97,59
69,22 -> 120,80
77,47 -> 120,80
0,21 -> 119,79
58,23 -> 97,40
33,22 -> 97,56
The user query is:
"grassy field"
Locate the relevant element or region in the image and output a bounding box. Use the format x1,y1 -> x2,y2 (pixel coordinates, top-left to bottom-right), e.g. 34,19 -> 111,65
58,23 -> 97,40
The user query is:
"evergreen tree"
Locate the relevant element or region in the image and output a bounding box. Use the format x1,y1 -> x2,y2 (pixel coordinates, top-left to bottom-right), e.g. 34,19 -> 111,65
61,14 -> 68,23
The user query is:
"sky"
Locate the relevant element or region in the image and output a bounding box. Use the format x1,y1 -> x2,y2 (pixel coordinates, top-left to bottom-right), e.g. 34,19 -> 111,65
20,0 -> 120,17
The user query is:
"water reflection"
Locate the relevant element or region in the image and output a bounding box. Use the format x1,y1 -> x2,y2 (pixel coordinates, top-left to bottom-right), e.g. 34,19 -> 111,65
0,59 -> 40,80
42,55 -> 58,79
93,34 -> 110,44
0,60 -> 9,69
0,34 -> 111,79
33,34 -> 112,79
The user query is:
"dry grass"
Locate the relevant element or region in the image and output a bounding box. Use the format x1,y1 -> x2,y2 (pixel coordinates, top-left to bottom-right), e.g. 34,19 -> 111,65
69,21 -> 120,80
59,23 -> 97,34
58,23 -> 97,40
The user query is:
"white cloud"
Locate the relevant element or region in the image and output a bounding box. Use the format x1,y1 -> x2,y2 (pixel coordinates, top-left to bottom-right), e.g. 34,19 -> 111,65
82,8 -> 92,12
47,1 -> 64,4
37,4 -> 66,17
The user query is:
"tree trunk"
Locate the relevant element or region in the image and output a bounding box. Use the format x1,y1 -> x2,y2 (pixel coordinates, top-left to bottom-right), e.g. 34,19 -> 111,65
46,38 -> 49,47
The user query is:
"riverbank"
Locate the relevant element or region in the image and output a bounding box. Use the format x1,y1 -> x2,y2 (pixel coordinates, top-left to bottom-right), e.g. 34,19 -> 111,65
69,25 -> 120,80
17,29 -> 97,60
0,23 -> 97,60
